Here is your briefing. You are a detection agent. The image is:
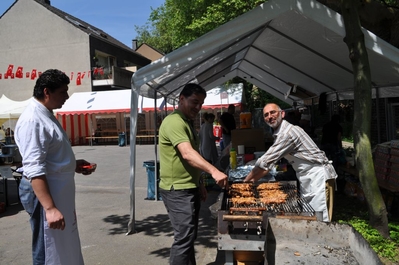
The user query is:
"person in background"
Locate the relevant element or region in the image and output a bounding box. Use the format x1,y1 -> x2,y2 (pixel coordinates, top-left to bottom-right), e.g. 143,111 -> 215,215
5,127 -> 14,144
299,113 -> 313,136
158,83 -> 228,265
244,103 -> 337,222
284,111 -> 300,126
321,114 -> 346,193
5,127 -> 14,137
200,112 -> 207,125
0,127 -> 5,142
15,69 -> 95,265
219,104 -> 236,150
321,114 -> 343,161
94,124 -> 102,144
199,112 -> 219,165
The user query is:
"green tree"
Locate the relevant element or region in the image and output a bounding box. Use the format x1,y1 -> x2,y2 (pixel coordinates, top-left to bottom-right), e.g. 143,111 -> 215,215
244,84 -> 290,111
341,0 -> 389,237
135,0 -> 263,53
224,77 -> 290,111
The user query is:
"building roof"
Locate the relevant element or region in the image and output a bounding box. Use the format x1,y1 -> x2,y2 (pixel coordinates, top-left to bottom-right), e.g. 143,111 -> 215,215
32,0 -> 140,54
136,43 -> 165,56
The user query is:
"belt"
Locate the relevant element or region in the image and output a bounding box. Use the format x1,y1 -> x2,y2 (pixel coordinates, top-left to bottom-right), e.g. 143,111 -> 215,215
170,186 -> 198,192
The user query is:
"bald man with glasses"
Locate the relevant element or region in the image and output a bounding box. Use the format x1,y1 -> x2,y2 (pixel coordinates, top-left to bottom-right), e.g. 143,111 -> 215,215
244,103 -> 337,222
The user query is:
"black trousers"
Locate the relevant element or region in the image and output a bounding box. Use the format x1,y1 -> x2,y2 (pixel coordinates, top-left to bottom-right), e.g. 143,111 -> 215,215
159,187 -> 201,265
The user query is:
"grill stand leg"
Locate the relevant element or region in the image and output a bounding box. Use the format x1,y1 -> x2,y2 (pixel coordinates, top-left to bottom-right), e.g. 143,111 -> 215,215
224,251 -> 234,265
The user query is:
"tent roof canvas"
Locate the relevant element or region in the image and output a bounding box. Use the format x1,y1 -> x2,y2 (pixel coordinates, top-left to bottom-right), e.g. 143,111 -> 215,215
131,0 -> 399,105
56,90 -> 132,115
0,95 -> 31,125
202,86 -> 242,109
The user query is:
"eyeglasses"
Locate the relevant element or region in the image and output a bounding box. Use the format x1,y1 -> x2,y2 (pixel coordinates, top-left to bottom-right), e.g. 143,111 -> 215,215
263,110 -> 281,118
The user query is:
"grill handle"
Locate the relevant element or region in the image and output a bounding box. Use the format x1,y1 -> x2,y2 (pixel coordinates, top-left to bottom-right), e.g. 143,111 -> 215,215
222,215 -> 264,222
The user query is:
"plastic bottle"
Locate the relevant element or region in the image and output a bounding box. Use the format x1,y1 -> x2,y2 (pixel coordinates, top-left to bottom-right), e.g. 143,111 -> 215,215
230,147 -> 237,169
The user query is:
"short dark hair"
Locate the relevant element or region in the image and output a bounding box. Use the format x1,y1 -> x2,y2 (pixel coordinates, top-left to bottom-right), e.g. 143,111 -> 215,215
179,83 -> 206,98
33,69 -> 70,99
207,113 -> 215,119
331,114 -> 340,123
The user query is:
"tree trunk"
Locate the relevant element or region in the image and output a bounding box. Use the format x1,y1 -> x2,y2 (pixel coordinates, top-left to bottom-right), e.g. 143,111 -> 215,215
341,0 -> 389,238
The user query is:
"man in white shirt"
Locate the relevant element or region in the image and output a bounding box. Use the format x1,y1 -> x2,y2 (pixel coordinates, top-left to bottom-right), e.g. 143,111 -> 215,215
15,69 -> 95,265
244,103 -> 337,222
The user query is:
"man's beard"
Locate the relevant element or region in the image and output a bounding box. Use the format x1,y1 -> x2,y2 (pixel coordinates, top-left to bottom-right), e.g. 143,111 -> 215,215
266,115 -> 283,129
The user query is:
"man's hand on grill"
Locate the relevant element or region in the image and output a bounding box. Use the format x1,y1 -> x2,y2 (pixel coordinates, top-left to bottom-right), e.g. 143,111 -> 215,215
212,171 -> 228,189
244,166 -> 269,182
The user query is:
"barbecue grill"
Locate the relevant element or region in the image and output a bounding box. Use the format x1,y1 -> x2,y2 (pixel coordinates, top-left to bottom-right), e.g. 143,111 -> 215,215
218,181 -> 320,265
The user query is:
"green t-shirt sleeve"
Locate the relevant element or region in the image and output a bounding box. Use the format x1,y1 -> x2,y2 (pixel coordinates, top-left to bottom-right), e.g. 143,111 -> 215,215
166,115 -> 191,147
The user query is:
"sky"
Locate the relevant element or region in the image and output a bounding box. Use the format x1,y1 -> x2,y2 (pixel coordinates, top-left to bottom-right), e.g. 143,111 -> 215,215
0,0 -> 164,48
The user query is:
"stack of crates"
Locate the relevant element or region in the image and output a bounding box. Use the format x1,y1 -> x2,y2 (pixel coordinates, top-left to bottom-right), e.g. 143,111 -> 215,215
373,141 -> 399,192
374,142 -> 391,183
388,141 -> 399,191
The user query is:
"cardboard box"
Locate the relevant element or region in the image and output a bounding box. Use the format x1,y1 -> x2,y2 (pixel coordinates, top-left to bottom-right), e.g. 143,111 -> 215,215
231,128 -> 265,153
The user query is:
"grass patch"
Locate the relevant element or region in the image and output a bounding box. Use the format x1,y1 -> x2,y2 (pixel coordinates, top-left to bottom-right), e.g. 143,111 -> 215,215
334,192 -> 399,264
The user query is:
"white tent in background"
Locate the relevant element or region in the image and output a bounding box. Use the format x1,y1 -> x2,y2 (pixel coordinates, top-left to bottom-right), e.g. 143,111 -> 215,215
55,90 -> 140,145
54,90 -> 170,144
138,86 -> 242,112
56,90 -> 131,115
0,95 -> 31,129
202,84 -> 242,110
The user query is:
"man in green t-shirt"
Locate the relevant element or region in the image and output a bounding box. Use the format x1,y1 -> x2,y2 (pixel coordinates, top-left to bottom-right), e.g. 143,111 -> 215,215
159,83 -> 228,265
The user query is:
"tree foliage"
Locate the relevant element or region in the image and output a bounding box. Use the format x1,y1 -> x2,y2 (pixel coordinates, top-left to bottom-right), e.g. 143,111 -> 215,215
244,84 -> 291,111
135,0 -> 263,53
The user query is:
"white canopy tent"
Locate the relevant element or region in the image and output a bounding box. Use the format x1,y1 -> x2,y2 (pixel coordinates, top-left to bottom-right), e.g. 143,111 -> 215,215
56,89 -> 238,115
202,84 -> 242,110
56,90 -> 132,115
54,89 -> 236,145
127,0 -> 399,233
55,90 -> 133,145
0,95 -> 31,130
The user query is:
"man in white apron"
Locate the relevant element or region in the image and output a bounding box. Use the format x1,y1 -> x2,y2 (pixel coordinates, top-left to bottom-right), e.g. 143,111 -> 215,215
244,103 -> 337,222
15,69 -> 95,264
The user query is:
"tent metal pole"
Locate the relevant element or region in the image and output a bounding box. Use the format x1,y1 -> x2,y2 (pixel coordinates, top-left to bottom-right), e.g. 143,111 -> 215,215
127,88 -> 139,235
153,90 -> 159,201
164,96 -> 167,118
124,112 -> 127,145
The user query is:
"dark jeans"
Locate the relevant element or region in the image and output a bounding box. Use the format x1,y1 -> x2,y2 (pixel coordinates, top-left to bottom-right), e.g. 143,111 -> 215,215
160,187 -> 201,265
222,134 -> 232,150
19,177 -> 45,265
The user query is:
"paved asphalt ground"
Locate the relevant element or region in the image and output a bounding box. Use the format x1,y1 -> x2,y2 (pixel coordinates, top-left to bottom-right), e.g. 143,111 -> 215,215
0,144 -> 225,265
